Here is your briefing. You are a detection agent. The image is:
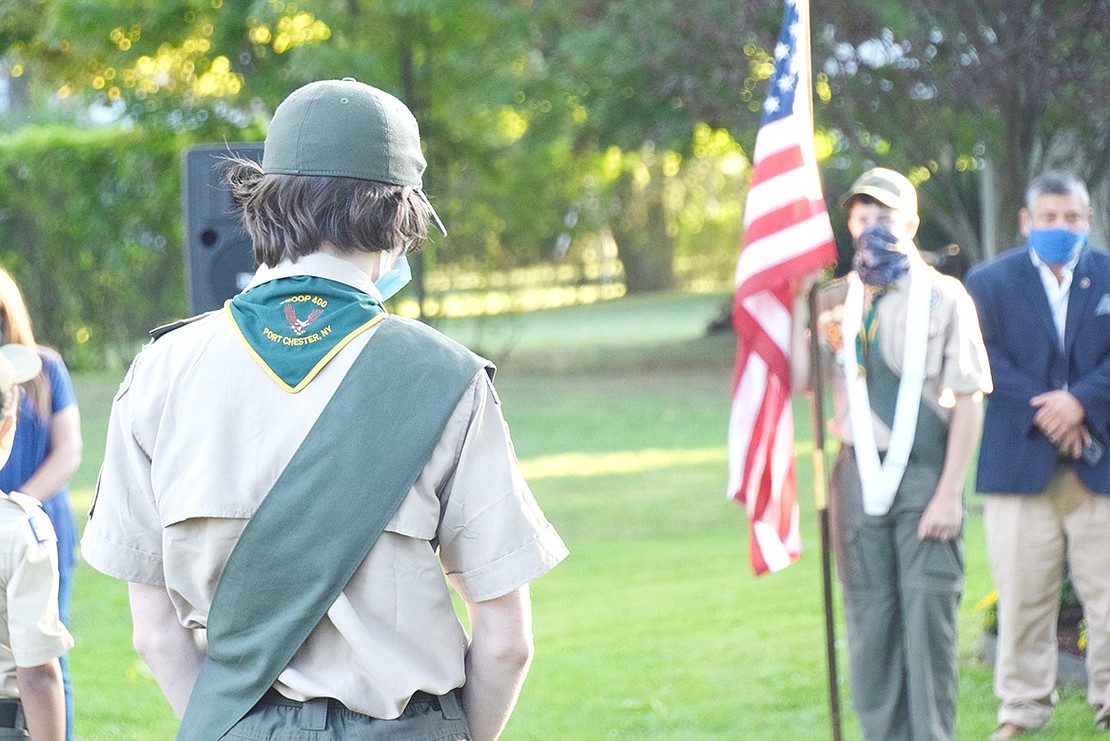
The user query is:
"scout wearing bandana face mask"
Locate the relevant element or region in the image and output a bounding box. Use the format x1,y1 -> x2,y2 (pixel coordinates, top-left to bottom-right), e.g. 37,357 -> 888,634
852,223 -> 910,288
794,166 -> 993,741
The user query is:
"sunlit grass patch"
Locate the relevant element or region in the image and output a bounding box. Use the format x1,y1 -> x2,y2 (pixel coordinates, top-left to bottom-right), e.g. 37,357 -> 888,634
64,291 -> 1109,739
521,446 -> 727,480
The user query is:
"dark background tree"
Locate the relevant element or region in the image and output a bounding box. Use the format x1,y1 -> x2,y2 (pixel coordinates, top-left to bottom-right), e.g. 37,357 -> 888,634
518,0 -> 767,290
813,0 -> 1110,258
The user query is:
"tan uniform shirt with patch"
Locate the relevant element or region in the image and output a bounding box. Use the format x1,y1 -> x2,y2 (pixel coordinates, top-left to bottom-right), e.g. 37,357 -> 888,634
0,491 -> 74,699
81,253 -> 568,719
814,258 -> 993,447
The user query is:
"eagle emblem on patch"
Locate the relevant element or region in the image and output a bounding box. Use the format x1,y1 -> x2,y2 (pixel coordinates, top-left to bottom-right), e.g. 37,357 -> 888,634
228,276 -> 387,392
284,304 -> 324,335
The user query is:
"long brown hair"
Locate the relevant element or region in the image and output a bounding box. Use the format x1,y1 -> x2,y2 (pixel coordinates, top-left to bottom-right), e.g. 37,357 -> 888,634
223,157 -> 432,266
0,269 -> 50,420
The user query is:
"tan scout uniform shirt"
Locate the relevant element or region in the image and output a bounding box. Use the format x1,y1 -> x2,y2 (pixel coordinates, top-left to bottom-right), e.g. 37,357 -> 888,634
81,253 -> 568,720
815,258 -> 993,447
0,492 -> 73,699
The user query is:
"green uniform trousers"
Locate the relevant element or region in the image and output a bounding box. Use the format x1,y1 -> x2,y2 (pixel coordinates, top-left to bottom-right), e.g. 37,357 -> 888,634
830,447 -> 964,741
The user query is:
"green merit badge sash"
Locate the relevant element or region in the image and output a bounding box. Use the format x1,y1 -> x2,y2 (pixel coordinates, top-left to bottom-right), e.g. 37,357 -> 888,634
227,276 -> 387,392
176,316 -> 488,741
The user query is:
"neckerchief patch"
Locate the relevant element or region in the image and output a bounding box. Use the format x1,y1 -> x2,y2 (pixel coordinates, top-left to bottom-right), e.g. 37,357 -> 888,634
227,276 -> 386,393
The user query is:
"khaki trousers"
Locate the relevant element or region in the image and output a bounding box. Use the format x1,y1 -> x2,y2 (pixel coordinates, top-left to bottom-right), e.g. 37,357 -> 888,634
984,465 -> 1110,729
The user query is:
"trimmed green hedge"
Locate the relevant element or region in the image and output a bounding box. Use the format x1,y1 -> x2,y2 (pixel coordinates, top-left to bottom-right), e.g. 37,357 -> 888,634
0,125 -> 251,370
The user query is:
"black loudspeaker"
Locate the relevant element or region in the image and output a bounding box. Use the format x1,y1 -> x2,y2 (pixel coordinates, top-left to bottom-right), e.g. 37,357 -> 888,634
180,142 -> 263,314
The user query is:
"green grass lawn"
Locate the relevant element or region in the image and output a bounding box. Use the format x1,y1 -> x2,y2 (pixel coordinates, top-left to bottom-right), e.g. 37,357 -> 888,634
65,291 -> 1103,739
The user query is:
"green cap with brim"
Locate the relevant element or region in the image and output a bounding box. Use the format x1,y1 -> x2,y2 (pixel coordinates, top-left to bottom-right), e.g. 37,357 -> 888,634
839,167 -> 918,216
262,78 -> 447,236
0,344 -> 41,400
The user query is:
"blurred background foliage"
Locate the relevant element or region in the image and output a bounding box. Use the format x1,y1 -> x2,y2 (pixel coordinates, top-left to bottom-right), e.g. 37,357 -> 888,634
0,125 -> 213,369
1,0 -> 1108,367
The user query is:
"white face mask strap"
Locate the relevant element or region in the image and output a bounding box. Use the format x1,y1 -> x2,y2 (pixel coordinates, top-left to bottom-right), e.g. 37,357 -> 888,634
377,249 -> 399,278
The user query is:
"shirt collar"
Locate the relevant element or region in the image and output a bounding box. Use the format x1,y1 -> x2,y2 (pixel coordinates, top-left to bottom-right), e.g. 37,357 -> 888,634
245,252 -> 382,300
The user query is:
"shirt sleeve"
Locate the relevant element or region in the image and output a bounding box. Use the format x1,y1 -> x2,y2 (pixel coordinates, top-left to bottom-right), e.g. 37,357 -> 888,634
940,281 -> 994,396
41,351 -> 77,415
437,373 -> 567,603
79,358 -> 166,585
7,512 -> 73,667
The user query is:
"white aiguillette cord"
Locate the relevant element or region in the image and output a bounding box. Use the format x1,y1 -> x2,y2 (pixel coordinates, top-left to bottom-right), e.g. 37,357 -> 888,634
839,261 -> 931,516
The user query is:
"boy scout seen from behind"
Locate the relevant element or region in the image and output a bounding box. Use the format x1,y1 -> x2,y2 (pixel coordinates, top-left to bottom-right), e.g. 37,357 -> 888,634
0,343 -> 73,740
81,78 -> 567,740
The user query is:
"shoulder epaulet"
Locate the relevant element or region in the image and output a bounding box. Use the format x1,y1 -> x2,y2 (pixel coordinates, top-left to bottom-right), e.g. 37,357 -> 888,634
149,311 -> 217,342
816,275 -> 849,298
1,491 -> 56,545
2,491 -> 42,516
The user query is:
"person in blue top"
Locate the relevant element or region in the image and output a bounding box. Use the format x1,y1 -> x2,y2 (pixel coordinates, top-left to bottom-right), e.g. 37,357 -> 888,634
0,269 -> 81,741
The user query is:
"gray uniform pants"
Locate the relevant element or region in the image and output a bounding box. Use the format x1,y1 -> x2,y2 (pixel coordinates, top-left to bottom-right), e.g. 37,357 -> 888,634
0,699 -> 26,738
830,448 -> 964,741
223,689 -> 471,740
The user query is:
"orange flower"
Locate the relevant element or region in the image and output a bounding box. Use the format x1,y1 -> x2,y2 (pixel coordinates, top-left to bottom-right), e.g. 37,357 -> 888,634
819,306 -> 845,353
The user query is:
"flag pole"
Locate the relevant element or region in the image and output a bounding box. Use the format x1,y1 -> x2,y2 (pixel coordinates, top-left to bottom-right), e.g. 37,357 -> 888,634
807,283 -> 843,741
795,0 -> 843,736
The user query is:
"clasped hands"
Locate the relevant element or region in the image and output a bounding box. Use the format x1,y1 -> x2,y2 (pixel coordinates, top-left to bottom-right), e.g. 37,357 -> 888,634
1031,389 -> 1089,458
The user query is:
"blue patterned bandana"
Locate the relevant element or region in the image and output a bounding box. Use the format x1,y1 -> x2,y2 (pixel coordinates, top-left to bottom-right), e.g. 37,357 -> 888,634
853,224 -> 910,288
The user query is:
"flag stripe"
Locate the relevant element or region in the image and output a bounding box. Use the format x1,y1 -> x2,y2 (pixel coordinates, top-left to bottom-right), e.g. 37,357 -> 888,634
748,146 -> 805,191
751,115 -> 804,164
735,228 -> 836,299
742,202 -> 834,258
733,288 -> 792,386
728,0 -> 835,576
744,164 -> 822,227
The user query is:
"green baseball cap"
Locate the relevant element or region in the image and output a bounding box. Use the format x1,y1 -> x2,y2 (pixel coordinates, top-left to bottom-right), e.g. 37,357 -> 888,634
262,77 -> 446,236
839,167 -> 918,216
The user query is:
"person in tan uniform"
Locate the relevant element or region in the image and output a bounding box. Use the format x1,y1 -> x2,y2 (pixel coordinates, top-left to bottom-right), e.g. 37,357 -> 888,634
0,343 -> 73,740
791,168 -> 992,740
81,78 -> 567,740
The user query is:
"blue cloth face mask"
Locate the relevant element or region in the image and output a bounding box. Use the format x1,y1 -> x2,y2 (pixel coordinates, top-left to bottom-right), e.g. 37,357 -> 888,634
853,224 -> 910,287
1028,228 -> 1087,265
375,256 -> 412,301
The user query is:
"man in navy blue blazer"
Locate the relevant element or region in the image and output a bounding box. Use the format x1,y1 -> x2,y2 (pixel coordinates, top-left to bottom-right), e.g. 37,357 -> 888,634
966,171 -> 1110,740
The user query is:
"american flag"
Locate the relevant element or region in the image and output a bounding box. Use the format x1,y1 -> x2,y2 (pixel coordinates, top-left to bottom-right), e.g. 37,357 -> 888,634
728,0 -> 836,575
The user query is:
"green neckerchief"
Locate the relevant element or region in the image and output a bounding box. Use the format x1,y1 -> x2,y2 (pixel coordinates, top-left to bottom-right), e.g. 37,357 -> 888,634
864,329 -> 947,472
227,276 -> 386,393
856,288 -> 885,366
176,316 -> 489,741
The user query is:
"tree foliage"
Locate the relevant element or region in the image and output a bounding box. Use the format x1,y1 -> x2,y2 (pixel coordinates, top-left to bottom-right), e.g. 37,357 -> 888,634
6,0 -> 1107,326
813,0 -> 1110,256
510,0 -> 767,288
4,0 -> 758,297
0,126 -> 197,367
